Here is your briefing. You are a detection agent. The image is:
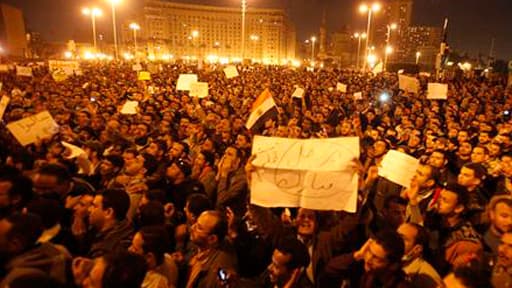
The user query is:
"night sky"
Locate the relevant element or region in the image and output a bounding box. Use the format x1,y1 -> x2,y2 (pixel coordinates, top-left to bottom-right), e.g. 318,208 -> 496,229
3,0 -> 512,59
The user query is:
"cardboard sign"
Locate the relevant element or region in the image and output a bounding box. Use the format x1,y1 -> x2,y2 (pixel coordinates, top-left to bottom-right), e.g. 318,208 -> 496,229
6,111 -> 59,146
223,65 -> 239,79
292,88 -> 305,98
189,82 -> 209,98
132,64 -> 142,71
176,74 -> 198,91
427,83 -> 448,100
138,71 -> 151,81
0,96 -> 9,120
353,92 -> 363,100
336,83 -> 347,93
16,66 -> 33,77
120,100 -> 139,114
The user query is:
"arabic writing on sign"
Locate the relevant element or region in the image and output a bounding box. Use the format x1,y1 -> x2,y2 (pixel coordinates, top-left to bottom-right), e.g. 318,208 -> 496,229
6,111 -> 59,146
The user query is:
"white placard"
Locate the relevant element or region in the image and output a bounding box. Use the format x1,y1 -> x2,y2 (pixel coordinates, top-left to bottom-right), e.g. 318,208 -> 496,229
398,75 -> 420,94
16,66 -> 33,77
189,82 -> 209,98
336,83 -> 347,93
353,92 -> 363,100
0,65 -> 9,72
48,60 -> 79,75
427,83 -> 448,100
250,136 -> 360,212
62,141 -> 86,159
6,111 -> 59,146
120,100 -> 139,115
292,87 -> 305,98
176,74 -> 198,91
0,96 -> 9,120
378,150 -> 419,188
223,65 -> 239,79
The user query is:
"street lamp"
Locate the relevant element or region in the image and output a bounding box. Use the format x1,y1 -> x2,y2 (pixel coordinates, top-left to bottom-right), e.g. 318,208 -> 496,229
82,7 -> 102,51
191,30 -> 199,57
359,2 -> 381,70
129,22 -> 140,53
107,0 -> 121,60
353,32 -> 366,70
416,51 -> 421,64
311,36 -> 317,64
384,23 -> 397,71
241,0 -> 247,59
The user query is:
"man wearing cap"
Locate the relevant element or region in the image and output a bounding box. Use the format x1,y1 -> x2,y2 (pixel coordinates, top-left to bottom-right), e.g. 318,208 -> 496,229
166,158 -> 205,213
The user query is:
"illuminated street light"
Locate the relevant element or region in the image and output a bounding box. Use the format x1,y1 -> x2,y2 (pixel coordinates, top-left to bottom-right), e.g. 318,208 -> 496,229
353,32 -> 366,70
129,22 -> 140,54
107,0 -> 121,60
311,36 -> 317,63
241,0 -> 247,59
82,7 -> 102,51
416,51 -> 421,64
384,23 -> 397,71
359,2 -> 380,70
250,34 -> 259,41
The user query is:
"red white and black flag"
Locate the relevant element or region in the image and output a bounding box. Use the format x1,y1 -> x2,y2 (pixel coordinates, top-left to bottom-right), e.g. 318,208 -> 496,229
245,88 -> 278,132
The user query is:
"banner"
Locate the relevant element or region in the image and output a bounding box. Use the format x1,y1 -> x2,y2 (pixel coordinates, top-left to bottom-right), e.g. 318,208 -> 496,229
250,136 -> 360,212
6,111 -> 59,146
378,150 -> 419,188
48,60 -> 79,75
398,75 -> 420,94
427,83 -> 448,100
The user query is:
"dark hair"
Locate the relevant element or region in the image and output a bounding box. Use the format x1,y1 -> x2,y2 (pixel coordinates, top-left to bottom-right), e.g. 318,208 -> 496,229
407,222 -> 429,250
102,250 -> 148,288
152,139 -> 168,154
275,236 -> 310,270
451,260 -> 492,288
26,198 -> 63,229
139,201 -> 165,227
141,153 -> 159,176
104,155 -> 124,169
443,183 -> 469,209
200,150 -> 216,167
102,189 -> 130,221
37,164 -> 70,184
373,229 -> 405,264
173,158 -> 192,177
186,193 -> 212,218
462,162 -> 487,180
0,172 -> 33,210
143,189 -> 167,205
205,210 -> 228,243
139,225 -> 169,265
383,195 -> 408,210
6,213 -> 43,250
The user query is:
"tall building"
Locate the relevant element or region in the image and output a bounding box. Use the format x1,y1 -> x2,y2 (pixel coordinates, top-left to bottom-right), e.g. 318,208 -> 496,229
0,3 -> 27,57
398,26 -> 441,67
122,0 -> 296,63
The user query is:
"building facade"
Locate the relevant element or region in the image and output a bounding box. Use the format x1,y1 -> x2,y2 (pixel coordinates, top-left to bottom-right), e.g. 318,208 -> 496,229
121,0 -> 296,63
398,25 -> 441,67
0,3 -> 27,57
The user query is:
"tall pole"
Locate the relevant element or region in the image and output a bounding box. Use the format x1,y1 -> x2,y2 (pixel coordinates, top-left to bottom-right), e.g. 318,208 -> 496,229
92,14 -> 97,51
241,0 -> 246,60
363,10 -> 372,71
111,2 -> 118,60
311,37 -> 316,63
356,36 -> 361,70
133,29 -> 137,52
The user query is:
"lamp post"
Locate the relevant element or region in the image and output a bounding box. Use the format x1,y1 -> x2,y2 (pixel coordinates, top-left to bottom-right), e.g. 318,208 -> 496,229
354,32 -> 366,70
129,22 -> 140,54
359,2 -> 381,70
108,0 -> 121,60
416,51 -> 421,64
384,23 -> 397,71
311,36 -> 317,64
250,34 -> 259,60
241,0 -> 247,60
82,7 -> 102,51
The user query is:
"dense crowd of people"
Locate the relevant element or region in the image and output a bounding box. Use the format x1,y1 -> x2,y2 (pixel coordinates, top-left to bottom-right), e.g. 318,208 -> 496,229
0,61 -> 511,288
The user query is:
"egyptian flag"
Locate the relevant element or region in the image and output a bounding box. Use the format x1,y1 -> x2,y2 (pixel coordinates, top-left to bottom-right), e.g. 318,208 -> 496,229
246,88 -> 278,132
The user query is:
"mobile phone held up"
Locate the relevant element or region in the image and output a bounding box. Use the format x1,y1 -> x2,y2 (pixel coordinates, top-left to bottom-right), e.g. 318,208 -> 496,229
217,268 -> 229,282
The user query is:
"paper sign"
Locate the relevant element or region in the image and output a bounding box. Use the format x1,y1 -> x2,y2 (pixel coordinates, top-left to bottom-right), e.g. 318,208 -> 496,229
189,82 -> 209,98
16,66 -> 33,77
52,69 -> 68,82
398,75 -> 420,94
353,92 -> 362,100
48,60 -> 79,74
132,64 -> 142,71
292,87 -> 305,98
224,66 -> 239,79
62,141 -> 86,159
176,74 -> 198,91
336,83 -> 347,93
120,100 -> 139,114
138,71 -> 151,81
250,136 -> 360,212
427,83 -> 448,100
6,111 -> 59,146
0,96 -> 9,120
378,150 -> 419,188
0,65 -> 9,72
